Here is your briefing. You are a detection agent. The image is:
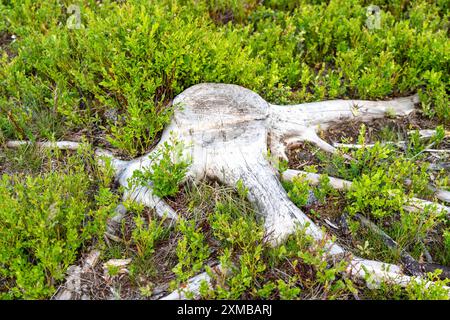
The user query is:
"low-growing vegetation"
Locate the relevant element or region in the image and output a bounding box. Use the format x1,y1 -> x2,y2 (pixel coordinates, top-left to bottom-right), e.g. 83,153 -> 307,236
286,120 -> 449,277
0,0 -> 448,300
1,0 -> 449,157
0,144 -> 118,299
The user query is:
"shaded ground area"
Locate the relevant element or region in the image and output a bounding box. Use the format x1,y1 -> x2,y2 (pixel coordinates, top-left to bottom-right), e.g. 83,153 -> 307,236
0,32 -> 15,59
322,111 -> 443,145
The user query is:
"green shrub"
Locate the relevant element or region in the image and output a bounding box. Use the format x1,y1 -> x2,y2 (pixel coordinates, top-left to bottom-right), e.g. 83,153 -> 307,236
443,229 -> 450,264
132,213 -> 167,261
313,174 -> 338,203
203,196 -> 355,300
390,204 -> 446,252
171,218 -> 210,288
0,162 -> 117,299
347,168 -> 407,219
345,124 -> 433,219
404,270 -> 450,300
285,174 -> 311,207
346,150 -> 432,220
129,136 -> 191,198
204,212 -> 267,299
1,0 -> 448,156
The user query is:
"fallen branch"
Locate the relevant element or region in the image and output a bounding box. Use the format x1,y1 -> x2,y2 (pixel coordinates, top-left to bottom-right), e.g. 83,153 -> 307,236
428,163 -> 450,171
345,257 -> 449,293
423,149 -> 450,153
53,250 -> 101,300
6,140 -> 82,150
435,189 -> 450,204
404,180 -> 450,205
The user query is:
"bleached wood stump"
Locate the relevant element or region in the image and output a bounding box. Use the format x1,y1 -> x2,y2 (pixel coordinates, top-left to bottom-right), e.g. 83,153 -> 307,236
124,84 -> 420,247
8,83 -> 450,298
117,84 -> 416,247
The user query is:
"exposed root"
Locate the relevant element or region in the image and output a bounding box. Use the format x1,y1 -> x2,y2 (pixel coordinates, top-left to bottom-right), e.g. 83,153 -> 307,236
404,198 -> 450,217
346,257 -> 449,293
424,149 -> 450,153
54,250 -> 101,300
6,140 -> 129,175
422,244 -> 434,264
434,188 -> 450,204
428,163 -> 450,171
282,169 -> 352,190
410,130 -> 450,139
6,140 -> 82,150
333,142 -> 406,149
123,187 -> 178,220
404,180 -> 450,204
268,95 -> 418,161
268,94 -> 418,135
269,127 -> 341,162
105,204 -> 128,239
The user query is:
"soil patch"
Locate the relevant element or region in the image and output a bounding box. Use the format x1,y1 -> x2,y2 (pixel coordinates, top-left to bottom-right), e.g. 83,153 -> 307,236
0,32 -> 16,59
321,111 -> 444,144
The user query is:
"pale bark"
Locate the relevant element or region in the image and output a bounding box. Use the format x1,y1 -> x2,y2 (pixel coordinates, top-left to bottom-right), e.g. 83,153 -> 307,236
409,129 -> 450,139
6,140 -> 82,150
160,264 -> 223,300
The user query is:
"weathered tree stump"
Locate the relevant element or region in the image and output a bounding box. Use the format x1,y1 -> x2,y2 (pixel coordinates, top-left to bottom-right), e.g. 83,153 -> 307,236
118,84 -> 419,246
8,83 -> 450,298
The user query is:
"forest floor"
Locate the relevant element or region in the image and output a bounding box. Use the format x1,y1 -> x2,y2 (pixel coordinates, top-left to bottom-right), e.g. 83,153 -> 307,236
0,0 -> 449,300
